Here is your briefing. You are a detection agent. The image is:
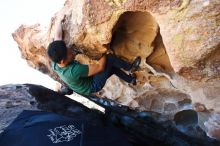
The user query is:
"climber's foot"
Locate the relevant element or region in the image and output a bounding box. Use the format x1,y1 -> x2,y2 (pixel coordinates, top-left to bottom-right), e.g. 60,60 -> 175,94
130,56 -> 141,73
129,73 -> 137,86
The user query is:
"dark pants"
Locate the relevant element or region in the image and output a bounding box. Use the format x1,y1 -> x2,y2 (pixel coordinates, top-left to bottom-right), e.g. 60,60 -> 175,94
91,54 -> 134,93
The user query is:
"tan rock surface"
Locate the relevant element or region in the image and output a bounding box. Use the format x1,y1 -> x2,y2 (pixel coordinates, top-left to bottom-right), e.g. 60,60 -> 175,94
12,0 -> 220,139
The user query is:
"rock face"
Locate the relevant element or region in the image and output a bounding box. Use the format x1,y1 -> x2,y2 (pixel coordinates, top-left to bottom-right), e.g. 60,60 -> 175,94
12,0 -> 220,139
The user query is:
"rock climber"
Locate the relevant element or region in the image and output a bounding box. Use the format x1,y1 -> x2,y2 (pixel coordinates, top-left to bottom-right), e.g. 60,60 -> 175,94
47,15 -> 141,96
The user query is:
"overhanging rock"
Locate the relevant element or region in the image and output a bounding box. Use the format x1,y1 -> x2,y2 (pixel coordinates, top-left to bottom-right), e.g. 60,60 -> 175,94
12,0 -> 220,140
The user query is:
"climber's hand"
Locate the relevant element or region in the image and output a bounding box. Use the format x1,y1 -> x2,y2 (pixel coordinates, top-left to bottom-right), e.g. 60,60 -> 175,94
57,14 -> 66,23
51,14 -> 66,24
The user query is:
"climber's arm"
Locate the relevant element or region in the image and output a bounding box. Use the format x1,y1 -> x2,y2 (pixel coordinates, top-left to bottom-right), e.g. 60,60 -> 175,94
88,55 -> 106,76
54,15 -> 65,41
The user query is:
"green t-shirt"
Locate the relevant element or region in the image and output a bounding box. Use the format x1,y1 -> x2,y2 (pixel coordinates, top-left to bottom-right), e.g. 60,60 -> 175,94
52,61 -> 92,95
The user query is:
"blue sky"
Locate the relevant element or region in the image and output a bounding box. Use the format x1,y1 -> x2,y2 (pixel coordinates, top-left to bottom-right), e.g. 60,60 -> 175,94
0,0 -> 65,89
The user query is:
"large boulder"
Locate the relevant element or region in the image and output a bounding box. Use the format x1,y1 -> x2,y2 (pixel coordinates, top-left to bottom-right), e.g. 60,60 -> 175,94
12,0 -> 220,139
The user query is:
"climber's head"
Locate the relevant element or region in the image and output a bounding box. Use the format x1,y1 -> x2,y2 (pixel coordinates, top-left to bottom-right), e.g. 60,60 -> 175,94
47,40 -> 74,65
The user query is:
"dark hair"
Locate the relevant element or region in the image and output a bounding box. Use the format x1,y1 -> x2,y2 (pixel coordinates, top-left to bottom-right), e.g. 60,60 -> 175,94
47,40 -> 67,63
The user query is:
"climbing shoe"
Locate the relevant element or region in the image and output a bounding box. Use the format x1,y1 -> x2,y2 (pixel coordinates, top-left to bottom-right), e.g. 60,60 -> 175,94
130,73 -> 137,86
130,56 -> 141,73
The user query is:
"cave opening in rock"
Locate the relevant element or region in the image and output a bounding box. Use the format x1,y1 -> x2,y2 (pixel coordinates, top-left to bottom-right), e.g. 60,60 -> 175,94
110,11 -> 173,72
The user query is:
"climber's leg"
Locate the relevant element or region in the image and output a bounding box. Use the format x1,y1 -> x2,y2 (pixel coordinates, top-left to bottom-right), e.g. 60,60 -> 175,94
106,54 -> 132,71
110,67 -> 135,83
91,54 -> 138,93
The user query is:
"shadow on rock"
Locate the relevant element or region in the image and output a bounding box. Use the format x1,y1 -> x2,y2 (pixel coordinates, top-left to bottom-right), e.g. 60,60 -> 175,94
1,84 -> 219,146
